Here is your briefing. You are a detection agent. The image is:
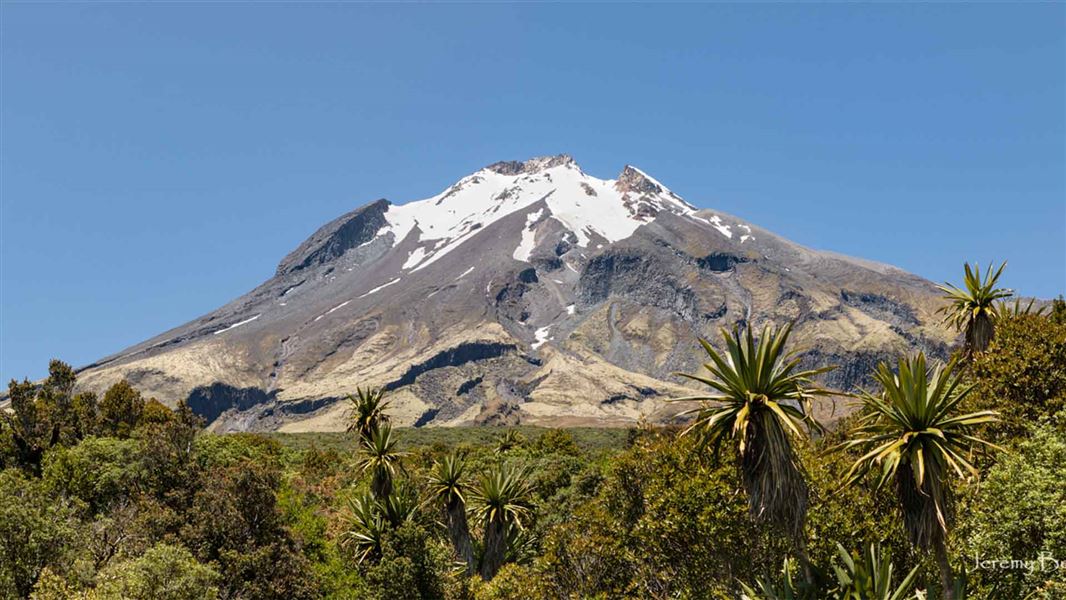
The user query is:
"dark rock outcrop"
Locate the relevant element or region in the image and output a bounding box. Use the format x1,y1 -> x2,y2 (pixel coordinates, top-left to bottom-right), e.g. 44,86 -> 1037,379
276,199 -> 390,275
186,383 -> 277,424
579,251 -> 703,322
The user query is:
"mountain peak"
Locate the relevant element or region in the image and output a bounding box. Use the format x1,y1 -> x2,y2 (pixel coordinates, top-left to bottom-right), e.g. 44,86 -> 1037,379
615,165 -> 663,195
78,156 -> 953,432
485,154 -> 576,176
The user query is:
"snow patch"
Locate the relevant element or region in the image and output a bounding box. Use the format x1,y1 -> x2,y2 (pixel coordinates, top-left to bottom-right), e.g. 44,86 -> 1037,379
566,304 -> 576,315
213,314 -> 260,335
374,158 -> 701,272
403,247 -> 427,269
358,277 -> 402,298
693,215 -> 733,239
455,266 -> 476,280
513,209 -> 544,262
313,300 -> 352,322
532,326 -> 553,349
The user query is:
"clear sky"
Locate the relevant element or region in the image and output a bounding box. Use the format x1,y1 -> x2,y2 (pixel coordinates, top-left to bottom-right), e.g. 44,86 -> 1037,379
2,3 -> 1064,383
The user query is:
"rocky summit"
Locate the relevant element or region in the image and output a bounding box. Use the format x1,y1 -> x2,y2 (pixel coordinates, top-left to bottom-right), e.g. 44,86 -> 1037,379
75,155 -> 953,431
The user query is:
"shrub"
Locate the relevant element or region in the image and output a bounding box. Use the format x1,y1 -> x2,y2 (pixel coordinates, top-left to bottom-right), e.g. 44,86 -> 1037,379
968,314 -> 1066,441
95,543 -> 219,600
961,414 -> 1066,597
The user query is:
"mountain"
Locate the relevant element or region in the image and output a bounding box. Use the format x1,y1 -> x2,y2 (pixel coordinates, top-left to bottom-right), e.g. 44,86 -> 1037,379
75,155 -> 953,431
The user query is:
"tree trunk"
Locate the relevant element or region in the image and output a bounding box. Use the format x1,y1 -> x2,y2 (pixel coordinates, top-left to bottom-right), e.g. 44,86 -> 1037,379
480,519 -> 506,580
966,313 -> 995,354
933,535 -> 955,600
371,468 -> 392,500
795,534 -> 815,587
446,499 -> 475,575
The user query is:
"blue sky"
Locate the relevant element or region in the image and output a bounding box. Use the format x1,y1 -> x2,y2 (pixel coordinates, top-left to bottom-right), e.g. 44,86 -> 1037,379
2,4 -> 1063,383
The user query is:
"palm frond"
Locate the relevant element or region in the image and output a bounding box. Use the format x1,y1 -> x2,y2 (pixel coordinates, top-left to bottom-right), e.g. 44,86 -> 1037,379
996,297 -> 1046,318
427,452 -> 468,507
382,480 -> 420,527
470,463 -> 534,529
358,423 -> 405,499
494,429 -> 525,455
347,387 -> 392,440
739,558 -> 817,600
673,322 -> 835,538
339,493 -> 388,563
936,261 -> 1012,353
839,353 -> 999,549
831,542 -> 922,600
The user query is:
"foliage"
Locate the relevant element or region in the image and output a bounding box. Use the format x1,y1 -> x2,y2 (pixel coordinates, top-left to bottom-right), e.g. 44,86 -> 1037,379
528,428 -> 580,457
967,313 -> 1066,441
192,431 -> 283,470
340,492 -> 389,563
741,544 -> 922,600
471,463 -> 535,580
97,381 -> 145,439
362,521 -> 451,600
740,558 -> 815,600
0,468 -> 82,598
522,432 -> 790,598
1050,295 -> 1066,325
830,543 -> 921,600
493,430 -> 525,455
358,423 -> 404,499
268,426 -> 628,454
428,452 -> 475,571
28,567 -> 95,600
841,353 -> 999,599
180,458 -> 320,599
675,323 -> 833,541
1,360 -> 90,474
3,337 -> 1062,600
961,414 -> 1066,598
841,354 -> 998,549
94,543 -> 219,600
346,387 -> 391,440
42,436 -> 145,514
936,261 -> 1012,354
996,297 -> 1046,318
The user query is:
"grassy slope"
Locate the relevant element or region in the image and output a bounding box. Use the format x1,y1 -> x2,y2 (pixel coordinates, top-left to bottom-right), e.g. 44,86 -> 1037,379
265,426 -> 630,454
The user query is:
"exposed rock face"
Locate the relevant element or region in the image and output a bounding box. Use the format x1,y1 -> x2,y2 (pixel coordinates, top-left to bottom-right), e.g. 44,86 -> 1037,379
276,199 -> 390,275
74,155 -> 954,431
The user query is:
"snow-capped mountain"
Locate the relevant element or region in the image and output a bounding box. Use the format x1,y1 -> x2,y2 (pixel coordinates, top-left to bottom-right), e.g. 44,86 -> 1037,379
76,155 -> 953,431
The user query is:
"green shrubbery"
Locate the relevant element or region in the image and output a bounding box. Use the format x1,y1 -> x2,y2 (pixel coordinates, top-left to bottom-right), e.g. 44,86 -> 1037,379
2,288 -> 1064,598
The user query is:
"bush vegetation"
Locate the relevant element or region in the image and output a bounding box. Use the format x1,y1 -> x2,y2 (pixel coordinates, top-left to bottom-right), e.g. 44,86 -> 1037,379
1,269 -> 1063,599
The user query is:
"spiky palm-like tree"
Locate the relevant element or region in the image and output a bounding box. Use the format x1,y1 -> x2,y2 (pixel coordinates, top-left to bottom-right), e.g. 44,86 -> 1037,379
741,544 -> 923,600
493,429 -> 525,455
347,387 -> 391,440
470,463 -> 534,581
936,262 -> 1012,354
382,480 -> 419,527
840,354 -> 999,600
740,558 -> 815,600
339,493 -> 388,563
996,297 -> 1046,318
358,423 -> 404,499
831,543 -> 922,600
427,453 -> 475,573
675,323 -> 833,579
